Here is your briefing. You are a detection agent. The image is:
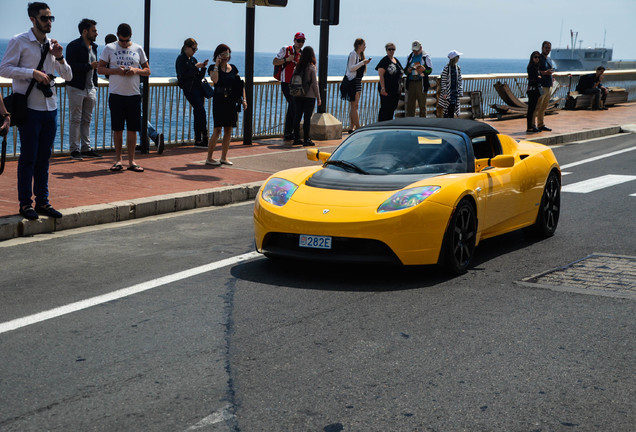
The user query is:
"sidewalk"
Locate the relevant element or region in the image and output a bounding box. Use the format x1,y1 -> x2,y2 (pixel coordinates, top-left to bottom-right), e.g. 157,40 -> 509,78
1,102 -> 635,240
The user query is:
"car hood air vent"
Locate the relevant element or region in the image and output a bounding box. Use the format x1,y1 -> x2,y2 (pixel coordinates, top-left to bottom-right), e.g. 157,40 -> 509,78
305,168 -> 437,191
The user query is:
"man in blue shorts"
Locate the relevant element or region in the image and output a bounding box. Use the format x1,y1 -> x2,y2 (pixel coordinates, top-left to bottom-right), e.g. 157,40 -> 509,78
97,23 -> 150,172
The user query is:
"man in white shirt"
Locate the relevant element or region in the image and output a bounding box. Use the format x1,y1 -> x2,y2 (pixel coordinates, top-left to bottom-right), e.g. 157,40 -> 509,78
0,2 -> 72,220
97,23 -> 150,172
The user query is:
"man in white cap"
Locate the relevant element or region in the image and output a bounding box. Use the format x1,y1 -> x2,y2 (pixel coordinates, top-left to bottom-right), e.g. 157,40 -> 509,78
405,40 -> 432,117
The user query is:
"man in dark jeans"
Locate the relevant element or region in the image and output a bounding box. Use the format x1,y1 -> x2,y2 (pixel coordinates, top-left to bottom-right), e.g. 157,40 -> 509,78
0,2 -> 72,220
576,66 -> 609,110
273,32 -> 305,141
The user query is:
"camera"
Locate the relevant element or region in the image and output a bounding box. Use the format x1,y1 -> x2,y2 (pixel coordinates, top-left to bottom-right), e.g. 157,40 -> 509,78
37,74 -> 56,98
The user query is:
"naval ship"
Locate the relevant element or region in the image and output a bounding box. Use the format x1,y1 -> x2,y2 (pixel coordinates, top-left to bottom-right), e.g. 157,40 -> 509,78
551,30 -> 636,71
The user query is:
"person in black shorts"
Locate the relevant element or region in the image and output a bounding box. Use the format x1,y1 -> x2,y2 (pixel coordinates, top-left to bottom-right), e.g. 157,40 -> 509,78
97,23 -> 150,172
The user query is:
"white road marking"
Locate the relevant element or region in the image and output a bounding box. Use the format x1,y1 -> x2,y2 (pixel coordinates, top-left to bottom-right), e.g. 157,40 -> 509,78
560,146 -> 636,169
0,251 -> 262,335
184,405 -> 235,431
561,175 -> 636,194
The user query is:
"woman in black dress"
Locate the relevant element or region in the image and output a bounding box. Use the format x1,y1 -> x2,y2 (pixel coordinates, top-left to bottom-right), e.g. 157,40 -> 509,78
375,42 -> 404,122
206,44 -> 247,166
175,38 -> 208,147
526,51 -> 542,133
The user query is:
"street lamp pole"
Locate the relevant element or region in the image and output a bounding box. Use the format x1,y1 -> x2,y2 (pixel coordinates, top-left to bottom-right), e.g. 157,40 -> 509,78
243,0 -> 255,145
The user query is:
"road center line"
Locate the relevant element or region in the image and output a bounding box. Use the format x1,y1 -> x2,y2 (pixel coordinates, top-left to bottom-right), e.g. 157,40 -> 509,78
560,146 -> 636,169
0,251 -> 261,335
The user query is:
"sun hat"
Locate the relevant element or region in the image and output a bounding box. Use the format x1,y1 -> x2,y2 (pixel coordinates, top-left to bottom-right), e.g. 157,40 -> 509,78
411,40 -> 422,51
448,50 -> 463,59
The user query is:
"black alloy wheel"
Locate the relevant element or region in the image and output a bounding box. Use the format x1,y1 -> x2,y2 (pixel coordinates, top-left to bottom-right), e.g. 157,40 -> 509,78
443,199 -> 477,274
530,171 -> 561,237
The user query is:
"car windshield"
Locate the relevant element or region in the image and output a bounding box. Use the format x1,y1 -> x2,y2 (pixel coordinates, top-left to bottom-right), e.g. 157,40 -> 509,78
327,129 -> 468,175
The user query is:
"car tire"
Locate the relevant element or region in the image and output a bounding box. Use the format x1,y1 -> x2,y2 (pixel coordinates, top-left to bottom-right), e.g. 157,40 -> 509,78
527,171 -> 560,238
441,199 -> 477,274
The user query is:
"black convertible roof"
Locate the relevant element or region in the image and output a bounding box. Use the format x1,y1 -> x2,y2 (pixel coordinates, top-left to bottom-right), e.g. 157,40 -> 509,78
362,118 -> 499,138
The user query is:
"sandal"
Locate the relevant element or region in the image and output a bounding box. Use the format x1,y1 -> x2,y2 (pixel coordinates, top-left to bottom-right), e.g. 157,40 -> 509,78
127,164 -> 144,172
109,163 -> 123,172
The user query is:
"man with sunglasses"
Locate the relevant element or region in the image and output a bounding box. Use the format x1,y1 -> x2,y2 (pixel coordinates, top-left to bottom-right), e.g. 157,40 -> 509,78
273,32 -> 305,141
98,23 -> 151,172
0,2 -> 72,220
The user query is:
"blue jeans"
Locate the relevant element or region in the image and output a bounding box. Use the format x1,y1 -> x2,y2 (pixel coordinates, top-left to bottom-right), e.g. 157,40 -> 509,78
17,109 -> 58,208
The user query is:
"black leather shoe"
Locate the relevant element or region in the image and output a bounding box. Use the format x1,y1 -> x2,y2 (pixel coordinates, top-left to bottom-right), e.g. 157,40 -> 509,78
539,126 -> 552,132
19,206 -> 39,220
34,205 -> 63,218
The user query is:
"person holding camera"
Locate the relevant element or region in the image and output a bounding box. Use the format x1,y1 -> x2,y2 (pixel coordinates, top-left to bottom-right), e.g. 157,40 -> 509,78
98,23 -> 150,172
0,2 -> 72,220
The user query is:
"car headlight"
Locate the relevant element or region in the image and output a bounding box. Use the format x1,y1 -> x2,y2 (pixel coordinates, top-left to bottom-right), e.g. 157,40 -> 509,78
378,186 -> 440,213
261,178 -> 298,206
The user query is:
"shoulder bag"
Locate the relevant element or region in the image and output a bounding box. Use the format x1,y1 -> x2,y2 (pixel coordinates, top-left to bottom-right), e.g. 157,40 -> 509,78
201,78 -> 214,98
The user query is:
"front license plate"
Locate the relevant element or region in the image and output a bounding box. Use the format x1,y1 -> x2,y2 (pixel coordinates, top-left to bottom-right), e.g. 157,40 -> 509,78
299,234 -> 332,250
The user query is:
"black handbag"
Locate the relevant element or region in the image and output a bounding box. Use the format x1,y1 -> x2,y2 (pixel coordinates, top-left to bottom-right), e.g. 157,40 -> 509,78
4,43 -> 49,127
0,133 -> 6,175
339,75 -> 350,101
201,79 -> 214,99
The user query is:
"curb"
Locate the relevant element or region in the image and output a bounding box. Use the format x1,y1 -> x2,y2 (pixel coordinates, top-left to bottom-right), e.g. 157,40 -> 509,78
1,124 -> 634,242
0,182 -> 263,242
529,124 -> 635,146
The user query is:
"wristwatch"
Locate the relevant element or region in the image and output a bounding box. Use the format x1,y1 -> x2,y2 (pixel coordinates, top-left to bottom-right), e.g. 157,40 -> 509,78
56,56 -> 64,61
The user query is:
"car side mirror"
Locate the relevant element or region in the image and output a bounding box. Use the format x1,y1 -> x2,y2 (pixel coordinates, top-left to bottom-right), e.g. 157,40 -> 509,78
306,148 -> 331,163
475,155 -> 515,172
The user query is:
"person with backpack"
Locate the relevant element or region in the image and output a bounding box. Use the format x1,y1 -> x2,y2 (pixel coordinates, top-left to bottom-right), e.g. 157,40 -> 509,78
290,46 -> 320,147
273,32 -> 305,141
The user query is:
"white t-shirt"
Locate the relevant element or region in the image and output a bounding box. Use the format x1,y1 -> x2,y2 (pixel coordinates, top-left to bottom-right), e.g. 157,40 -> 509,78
99,42 -> 148,96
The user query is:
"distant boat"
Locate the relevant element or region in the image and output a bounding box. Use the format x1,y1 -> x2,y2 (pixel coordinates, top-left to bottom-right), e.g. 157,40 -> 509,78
551,30 -> 636,71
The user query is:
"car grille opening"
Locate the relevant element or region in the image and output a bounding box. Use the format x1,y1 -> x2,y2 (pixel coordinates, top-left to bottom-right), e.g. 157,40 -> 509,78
262,233 -> 401,264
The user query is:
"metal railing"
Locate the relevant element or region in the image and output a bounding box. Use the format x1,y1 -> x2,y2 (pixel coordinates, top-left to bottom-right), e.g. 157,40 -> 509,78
2,69 -> 635,157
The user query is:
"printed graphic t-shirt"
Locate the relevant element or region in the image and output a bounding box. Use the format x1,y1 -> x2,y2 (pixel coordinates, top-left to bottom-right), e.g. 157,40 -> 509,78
100,42 -> 148,96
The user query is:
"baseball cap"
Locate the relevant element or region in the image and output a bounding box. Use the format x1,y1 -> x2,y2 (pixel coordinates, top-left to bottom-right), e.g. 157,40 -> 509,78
294,32 -> 306,41
411,40 -> 422,51
448,50 -> 463,59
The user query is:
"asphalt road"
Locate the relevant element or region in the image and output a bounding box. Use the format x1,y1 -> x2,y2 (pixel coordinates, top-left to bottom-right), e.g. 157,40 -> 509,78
0,133 -> 635,432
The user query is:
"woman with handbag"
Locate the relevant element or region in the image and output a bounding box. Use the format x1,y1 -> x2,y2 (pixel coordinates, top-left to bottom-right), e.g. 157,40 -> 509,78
205,44 -> 247,166
175,38 -> 209,147
526,51 -> 542,133
345,38 -> 371,133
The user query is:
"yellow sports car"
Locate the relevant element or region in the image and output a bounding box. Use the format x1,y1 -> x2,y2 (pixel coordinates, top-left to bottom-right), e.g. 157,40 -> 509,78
253,118 -> 561,273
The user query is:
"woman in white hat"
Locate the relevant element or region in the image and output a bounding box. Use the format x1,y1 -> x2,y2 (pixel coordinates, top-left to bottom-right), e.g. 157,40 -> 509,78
439,50 -> 463,118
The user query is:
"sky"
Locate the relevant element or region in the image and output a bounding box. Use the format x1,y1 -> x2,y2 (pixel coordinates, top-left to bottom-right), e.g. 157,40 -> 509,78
1,0 -> 635,60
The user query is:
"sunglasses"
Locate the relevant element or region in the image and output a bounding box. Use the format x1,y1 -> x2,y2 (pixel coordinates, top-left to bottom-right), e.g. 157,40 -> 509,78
118,38 -> 131,43
189,46 -> 198,52
38,15 -> 55,23
387,48 -> 396,51
295,39 -> 305,43
532,56 -> 540,59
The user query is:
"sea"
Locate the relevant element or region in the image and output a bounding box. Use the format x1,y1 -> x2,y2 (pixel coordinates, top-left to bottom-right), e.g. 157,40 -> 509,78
0,40 -> 529,77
